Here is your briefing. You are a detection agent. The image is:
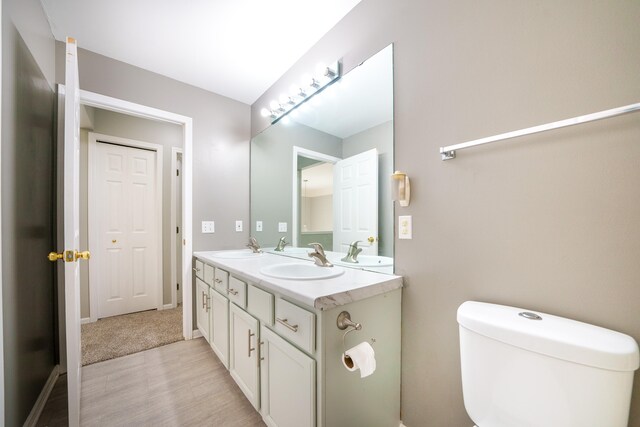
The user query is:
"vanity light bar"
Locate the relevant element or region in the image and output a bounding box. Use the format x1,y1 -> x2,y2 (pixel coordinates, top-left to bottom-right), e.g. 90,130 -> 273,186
261,61 -> 341,124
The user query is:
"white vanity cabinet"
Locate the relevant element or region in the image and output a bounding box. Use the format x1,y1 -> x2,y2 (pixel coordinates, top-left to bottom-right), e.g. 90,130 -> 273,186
208,288 -> 229,368
229,303 -> 260,410
196,278 -> 210,338
260,325 -> 316,427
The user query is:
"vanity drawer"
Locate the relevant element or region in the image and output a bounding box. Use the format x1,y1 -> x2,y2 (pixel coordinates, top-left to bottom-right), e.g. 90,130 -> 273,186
247,284 -> 274,326
214,268 -> 229,294
227,276 -> 247,309
275,298 -> 315,354
203,264 -> 215,286
194,259 -> 204,280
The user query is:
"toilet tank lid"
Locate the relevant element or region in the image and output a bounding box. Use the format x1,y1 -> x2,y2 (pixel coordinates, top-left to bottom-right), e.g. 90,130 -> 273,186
457,301 -> 639,372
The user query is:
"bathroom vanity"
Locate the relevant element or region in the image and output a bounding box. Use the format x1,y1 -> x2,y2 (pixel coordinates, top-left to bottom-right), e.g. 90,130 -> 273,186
192,250 -> 402,427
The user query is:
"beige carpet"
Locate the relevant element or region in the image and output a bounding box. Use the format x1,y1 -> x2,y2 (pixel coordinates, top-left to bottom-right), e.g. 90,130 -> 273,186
81,306 -> 183,366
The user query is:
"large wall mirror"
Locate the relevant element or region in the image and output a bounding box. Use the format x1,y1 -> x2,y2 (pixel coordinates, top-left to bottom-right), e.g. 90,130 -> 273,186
251,44 -> 394,274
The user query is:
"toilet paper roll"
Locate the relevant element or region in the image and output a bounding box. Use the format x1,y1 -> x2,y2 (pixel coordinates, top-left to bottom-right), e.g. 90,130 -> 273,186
342,341 -> 376,378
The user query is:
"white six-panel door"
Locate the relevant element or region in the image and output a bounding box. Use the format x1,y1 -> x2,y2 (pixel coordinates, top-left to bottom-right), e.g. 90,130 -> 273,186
91,141 -> 160,318
333,148 -> 379,255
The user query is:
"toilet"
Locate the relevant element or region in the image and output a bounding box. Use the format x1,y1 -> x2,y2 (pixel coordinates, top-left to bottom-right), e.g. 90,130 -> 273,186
457,301 -> 639,427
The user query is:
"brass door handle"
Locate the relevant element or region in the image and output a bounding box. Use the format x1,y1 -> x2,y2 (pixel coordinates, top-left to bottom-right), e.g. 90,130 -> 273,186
367,236 -> 376,244
112,239 -> 117,243
48,252 -> 63,262
75,250 -> 91,261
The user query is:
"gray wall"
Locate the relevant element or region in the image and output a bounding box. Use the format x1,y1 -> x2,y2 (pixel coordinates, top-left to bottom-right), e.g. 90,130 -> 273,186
250,122 -> 342,247
343,120 -> 393,257
1,0 -> 57,425
80,109 -> 184,318
55,42 -> 251,253
251,1 -> 640,425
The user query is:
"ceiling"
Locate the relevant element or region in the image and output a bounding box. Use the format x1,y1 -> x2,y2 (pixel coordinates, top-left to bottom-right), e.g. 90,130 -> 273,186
40,0 -> 361,104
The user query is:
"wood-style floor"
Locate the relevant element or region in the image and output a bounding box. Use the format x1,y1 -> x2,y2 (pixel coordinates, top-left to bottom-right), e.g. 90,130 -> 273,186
37,338 -> 266,426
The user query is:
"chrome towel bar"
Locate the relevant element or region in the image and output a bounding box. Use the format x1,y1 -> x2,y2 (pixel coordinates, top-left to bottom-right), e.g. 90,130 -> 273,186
440,102 -> 640,160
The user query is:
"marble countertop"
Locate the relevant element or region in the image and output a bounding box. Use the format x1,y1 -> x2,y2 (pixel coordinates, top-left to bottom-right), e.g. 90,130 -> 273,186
193,250 -> 402,311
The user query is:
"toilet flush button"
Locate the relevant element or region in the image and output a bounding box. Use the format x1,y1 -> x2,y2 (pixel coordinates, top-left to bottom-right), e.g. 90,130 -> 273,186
519,311 -> 543,321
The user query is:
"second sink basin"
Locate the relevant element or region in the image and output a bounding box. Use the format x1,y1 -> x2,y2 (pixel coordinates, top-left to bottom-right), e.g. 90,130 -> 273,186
260,263 -> 344,281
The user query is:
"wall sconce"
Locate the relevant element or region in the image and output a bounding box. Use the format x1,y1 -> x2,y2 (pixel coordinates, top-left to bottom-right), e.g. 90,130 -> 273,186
391,171 -> 411,207
262,60 -> 341,124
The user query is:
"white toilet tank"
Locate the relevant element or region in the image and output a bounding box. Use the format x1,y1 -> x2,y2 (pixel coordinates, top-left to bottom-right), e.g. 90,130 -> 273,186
458,301 -> 639,427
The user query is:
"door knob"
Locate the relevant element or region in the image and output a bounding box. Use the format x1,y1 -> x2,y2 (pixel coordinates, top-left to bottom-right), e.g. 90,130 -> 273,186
75,250 -> 91,261
48,252 -> 64,262
367,236 -> 376,244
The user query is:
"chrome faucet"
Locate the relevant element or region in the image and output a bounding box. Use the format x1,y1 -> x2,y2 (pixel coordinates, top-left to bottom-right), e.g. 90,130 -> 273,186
274,236 -> 290,252
308,243 -> 333,267
246,237 -> 262,253
341,241 -> 363,263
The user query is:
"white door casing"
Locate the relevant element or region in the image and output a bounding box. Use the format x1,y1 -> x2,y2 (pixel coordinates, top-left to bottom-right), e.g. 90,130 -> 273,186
333,148 -> 379,255
89,136 -> 162,319
291,146 -> 341,247
171,148 -> 183,307
63,37 -> 82,427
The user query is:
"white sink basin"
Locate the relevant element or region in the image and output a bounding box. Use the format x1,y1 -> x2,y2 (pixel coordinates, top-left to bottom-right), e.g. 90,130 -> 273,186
207,249 -> 264,259
260,263 -> 344,280
331,255 -> 393,268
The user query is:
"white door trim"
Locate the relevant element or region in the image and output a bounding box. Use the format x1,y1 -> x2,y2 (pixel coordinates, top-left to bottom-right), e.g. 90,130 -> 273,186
88,132 -> 164,322
0,3 -> 5,420
57,86 -> 194,340
170,147 -> 183,309
291,146 -> 341,247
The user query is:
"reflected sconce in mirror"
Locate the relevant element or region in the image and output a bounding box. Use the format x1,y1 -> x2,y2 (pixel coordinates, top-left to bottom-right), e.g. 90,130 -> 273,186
260,61 -> 341,124
391,171 -> 411,207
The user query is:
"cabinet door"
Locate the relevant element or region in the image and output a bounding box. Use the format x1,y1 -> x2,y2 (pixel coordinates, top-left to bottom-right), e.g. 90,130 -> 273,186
229,304 -> 260,409
209,288 -> 229,368
260,325 -> 316,427
196,278 -> 210,339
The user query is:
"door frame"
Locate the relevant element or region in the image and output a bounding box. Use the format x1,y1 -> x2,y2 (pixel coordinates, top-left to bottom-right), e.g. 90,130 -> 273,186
57,87 -> 194,345
170,147 -> 183,308
291,146 -> 340,247
88,132 -> 164,322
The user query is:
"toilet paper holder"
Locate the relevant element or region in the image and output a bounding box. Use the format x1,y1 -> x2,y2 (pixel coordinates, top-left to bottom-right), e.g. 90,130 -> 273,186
337,311 -> 363,358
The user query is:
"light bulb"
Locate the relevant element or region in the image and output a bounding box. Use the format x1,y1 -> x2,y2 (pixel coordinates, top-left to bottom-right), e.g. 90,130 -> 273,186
279,94 -> 289,105
269,100 -> 279,110
260,108 -> 270,117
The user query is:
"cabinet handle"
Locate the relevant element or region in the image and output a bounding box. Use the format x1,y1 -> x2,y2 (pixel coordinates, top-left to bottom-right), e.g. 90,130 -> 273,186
193,267 -> 200,272
215,278 -> 222,284
201,291 -> 206,309
205,295 -> 210,312
259,341 -> 265,364
276,317 -> 299,333
248,330 -> 256,358
227,288 -> 238,296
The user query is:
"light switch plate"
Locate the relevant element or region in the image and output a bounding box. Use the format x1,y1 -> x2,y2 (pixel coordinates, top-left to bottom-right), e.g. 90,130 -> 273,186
202,221 -> 215,234
256,221 -> 263,232
235,220 -> 243,232
399,215 -> 412,239
278,222 -> 288,232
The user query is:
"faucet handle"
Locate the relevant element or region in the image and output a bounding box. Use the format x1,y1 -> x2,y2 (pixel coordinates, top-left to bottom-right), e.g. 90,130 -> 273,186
308,242 -> 326,256
349,240 -> 362,249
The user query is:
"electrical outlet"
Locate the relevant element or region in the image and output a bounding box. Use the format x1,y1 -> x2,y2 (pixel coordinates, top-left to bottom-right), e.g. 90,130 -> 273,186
399,215 -> 412,239
202,221 -> 215,233
235,220 -> 243,232
278,222 -> 288,232
256,221 -> 263,232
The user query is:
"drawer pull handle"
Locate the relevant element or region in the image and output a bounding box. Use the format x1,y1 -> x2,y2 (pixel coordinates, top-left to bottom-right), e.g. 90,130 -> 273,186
248,331 -> 256,358
227,288 -> 238,296
276,317 -> 299,333
193,267 -> 200,272
215,278 -> 222,284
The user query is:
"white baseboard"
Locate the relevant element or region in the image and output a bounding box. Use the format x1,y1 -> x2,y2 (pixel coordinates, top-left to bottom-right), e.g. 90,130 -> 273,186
399,423 -> 407,427
24,365 -> 59,427
81,317 -> 93,324
163,303 -> 174,310
192,329 -> 203,339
